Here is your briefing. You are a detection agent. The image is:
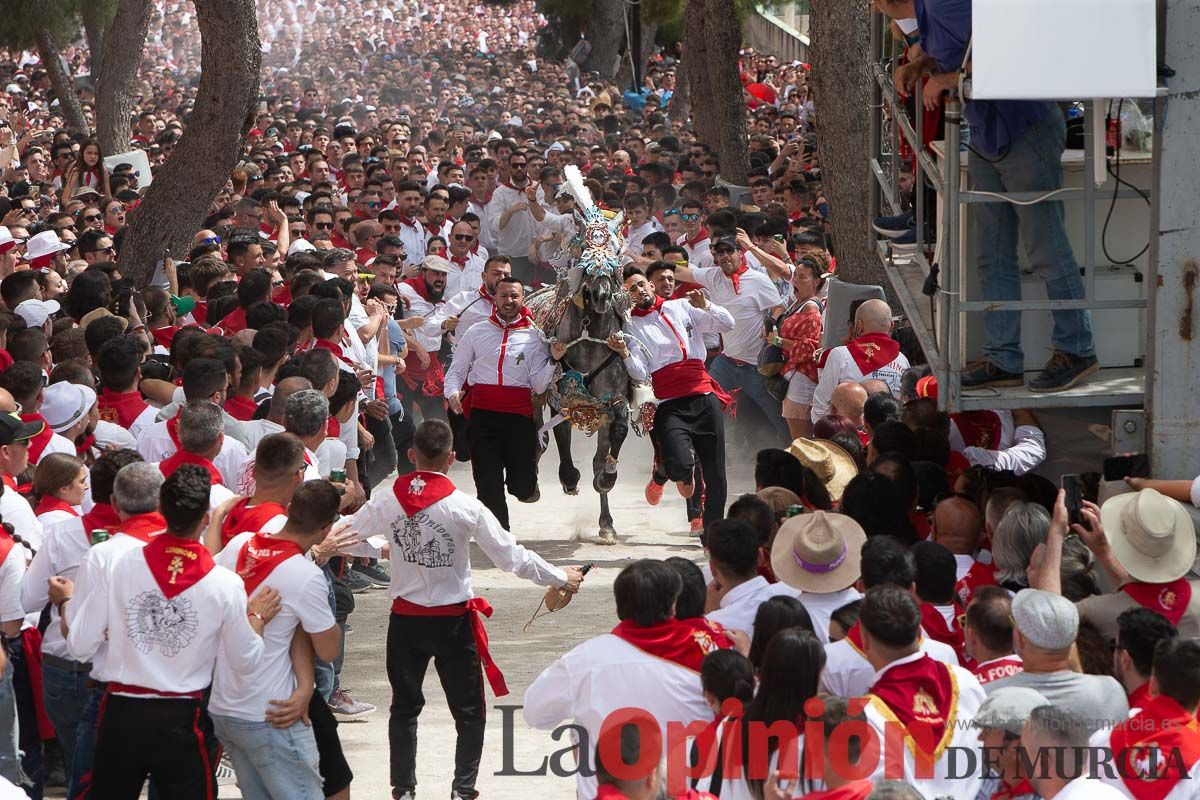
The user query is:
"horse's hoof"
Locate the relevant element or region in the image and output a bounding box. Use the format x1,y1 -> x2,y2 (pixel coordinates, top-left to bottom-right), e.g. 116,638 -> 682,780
598,529 -> 617,545
561,484 -> 579,496
519,488 -> 541,503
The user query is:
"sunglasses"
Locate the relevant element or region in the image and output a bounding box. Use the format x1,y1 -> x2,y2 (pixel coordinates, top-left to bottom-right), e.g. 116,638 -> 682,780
200,235 -> 222,245
452,233 -> 475,242
271,279 -> 286,287
713,246 -> 736,255
681,213 -> 701,222
313,222 -> 334,230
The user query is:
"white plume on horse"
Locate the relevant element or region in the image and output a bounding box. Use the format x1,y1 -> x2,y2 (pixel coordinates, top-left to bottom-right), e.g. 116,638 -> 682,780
561,164 -> 593,211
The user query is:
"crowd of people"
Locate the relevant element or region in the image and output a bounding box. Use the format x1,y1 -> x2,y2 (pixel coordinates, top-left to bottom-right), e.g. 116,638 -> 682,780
0,0 -> 1193,799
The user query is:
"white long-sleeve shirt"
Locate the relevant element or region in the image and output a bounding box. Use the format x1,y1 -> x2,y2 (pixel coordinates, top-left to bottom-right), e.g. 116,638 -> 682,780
705,575 -> 802,640
0,484 -> 41,553
443,314 -> 558,398
963,425 -> 1046,475
486,182 -> 534,258
398,281 -> 447,352
210,532 -> 336,721
67,539 -> 264,698
395,217 -> 429,269
445,250 -> 486,298
625,298 -> 734,376
524,633 -> 711,799
344,471 -> 567,605
22,516 -> 89,658
430,288 -> 496,337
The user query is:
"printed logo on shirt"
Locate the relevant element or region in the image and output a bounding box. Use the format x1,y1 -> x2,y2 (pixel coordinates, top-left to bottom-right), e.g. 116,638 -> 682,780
391,514 -> 455,568
126,592 -> 199,656
409,475 -> 427,495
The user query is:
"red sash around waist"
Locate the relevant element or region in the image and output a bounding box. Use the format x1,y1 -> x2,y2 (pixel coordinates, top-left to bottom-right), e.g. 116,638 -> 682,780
651,359 -> 734,410
391,596 -> 508,697
462,384 -> 533,418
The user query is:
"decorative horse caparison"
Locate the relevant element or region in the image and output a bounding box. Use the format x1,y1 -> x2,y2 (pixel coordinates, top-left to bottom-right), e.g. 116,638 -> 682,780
528,166 -> 645,544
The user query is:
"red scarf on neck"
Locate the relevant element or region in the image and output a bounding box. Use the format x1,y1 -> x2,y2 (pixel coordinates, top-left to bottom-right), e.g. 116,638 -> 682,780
392,471 -> 456,515
954,560 -> 997,608
81,502 -> 120,542
160,450 -> 223,486
235,533 -> 305,595
486,306 -> 533,330
220,498 -> 288,547
803,780 -> 875,800
116,512 -> 167,543
610,617 -> 732,672
313,338 -> 358,370
223,395 -> 259,422
1109,694 -> 1200,800
166,414 -> 182,449
34,496 -> 78,518
1122,578 -> 1192,626
1129,681 -> 1153,710
20,414 -> 52,463
846,332 -> 901,375
867,654 -> 959,763
150,326 -> 179,351
403,275 -> 437,303
728,257 -> 749,294
919,603 -> 966,664
218,306 -> 248,335
951,410 -> 1004,450
630,295 -> 666,318
142,534 -> 215,600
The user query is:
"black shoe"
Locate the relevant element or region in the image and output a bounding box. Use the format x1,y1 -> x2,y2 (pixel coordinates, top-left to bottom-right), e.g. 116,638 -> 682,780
1029,351 -> 1099,393
352,560 -> 390,587
961,358 -> 1023,389
344,569 -> 374,594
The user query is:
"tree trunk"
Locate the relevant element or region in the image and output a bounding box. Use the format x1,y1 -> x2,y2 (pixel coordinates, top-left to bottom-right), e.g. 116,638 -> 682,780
808,0 -> 880,286
614,15 -> 657,92
95,0 -> 153,156
583,0 -> 626,81
119,0 -> 260,286
669,46 -> 691,129
81,3 -> 108,72
34,28 -> 90,136
682,0 -> 715,150
703,0 -> 749,185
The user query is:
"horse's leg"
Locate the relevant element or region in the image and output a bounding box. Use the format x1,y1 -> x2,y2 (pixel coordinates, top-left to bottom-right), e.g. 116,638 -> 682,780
594,405 -> 629,545
553,418 -> 580,495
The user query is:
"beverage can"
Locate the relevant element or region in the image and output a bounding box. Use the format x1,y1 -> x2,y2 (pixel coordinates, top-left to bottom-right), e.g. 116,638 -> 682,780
90,529 -> 110,545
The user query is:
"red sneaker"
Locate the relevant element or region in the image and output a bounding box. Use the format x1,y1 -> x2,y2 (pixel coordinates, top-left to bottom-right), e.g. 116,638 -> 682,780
676,481 -> 695,499
689,517 -> 704,535
644,479 -> 664,506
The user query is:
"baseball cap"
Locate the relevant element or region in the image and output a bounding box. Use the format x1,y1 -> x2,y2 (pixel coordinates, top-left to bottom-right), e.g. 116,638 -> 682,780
711,231 -> 739,250
0,412 -> 42,447
13,298 -> 60,328
42,382 -> 97,434
1011,589 -> 1079,650
973,688 -> 1048,735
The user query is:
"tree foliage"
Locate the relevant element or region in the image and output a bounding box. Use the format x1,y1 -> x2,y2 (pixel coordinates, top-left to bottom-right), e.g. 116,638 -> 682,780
0,0 -> 84,50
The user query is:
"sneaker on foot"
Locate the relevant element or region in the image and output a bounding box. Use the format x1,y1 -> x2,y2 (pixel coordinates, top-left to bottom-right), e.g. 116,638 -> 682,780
676,481 -> 695,499
216,752 -> 237,785
352,560 -> 391,587
645,479 -> 664,506
345,569 -> 374,594
1029,351 -> 1099,393
329,688 -> 376,718
872,211 -> 914,238
961,358 -> 1024,389
689,518 -> 704,535
889,227 -> 919,252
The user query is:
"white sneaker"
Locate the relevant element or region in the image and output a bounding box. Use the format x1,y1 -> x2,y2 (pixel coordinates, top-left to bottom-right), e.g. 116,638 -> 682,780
329,687 -> 376,718
215,752 -> 237,785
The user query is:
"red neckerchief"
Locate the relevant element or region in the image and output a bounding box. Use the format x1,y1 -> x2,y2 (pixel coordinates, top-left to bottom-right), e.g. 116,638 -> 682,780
218,306 -> 248,335
150,326 -> 179,351
313,338 -> 358,370
1122,578 -> 1192,626
403,275 -> 437,303
75,434 -> 95,457
919,602 -> 966,664
486,307 -> 533,330
223,395 -> 259,422
951,410 -> 1003,450
910,510 -> 932,541
846,332 -> 901,374
392,470 -> 456,515
971,655 -> 1023,686
867,654 -> 959,762
20,414 -> 51,463
609,617 -> 732,672
1129,681 -> 1153,710
220,498 -> 288,547
98,389 -> 149,429
235,533 -> 305,595
81,502 -> 120,539
804,780 -> 875,800
0,350 -> 11,374
450,253 -> 469,268
116,512 -> 167,543
192,300 -> 208,325
397,214 -> 417,227
142,533 -> 216,600
354,246 -> 376,265
0,526 -> 12,567
682,227 -> 709,249
160,450 -> 223,485
595,786 -> 631,800
1109,695 -> 1200,800
630,295 -> 665,318
500,179 -> 527,192
989,778 -> 1035,800
327,417 -> 340,438
955,560 -> 997,607
35,496 -> 78,518
727,257 -> 749,294
423,220 -> 442,236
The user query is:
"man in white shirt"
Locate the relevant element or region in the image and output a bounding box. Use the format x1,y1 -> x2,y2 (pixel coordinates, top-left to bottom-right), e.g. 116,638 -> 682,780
675,232 -> 789,444
444,220 -> 486,298
345,419 -> 582,800
822,536 -> 961,698
398,259 -> 451,424
211,480 -> 343,800
1024,706 -> 1126,800
156,401 -> 238,510
812,300 -> 911,422
485,152 -> 535,284
0,411 -> 43,554
61,465 -> 281,800
391,181 -> 428,270
624,268 -> 733,528
858,586 -> 986,800
525,559 -> 724,799
430,255 -> 512,337
0,362 -> 76,466
705,519 -> 801,639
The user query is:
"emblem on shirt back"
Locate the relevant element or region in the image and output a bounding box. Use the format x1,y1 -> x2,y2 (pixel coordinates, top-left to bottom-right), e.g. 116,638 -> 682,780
912,688 -> 939,719
391,515 -> 454,569
410,475 -> 427,495
1159,587 -> 1177,611
125,591 -> 199,657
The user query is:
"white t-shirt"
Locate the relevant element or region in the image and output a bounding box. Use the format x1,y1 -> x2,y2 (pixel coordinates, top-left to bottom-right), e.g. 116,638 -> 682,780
210,532 -> 335,721
691,266 -> 782,362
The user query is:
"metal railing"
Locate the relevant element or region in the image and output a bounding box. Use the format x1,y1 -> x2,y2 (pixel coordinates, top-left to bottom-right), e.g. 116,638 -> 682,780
867,12 -> 1154,412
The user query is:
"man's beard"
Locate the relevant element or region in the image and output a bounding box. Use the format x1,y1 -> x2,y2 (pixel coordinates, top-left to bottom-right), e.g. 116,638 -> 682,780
426,284 -> 445,302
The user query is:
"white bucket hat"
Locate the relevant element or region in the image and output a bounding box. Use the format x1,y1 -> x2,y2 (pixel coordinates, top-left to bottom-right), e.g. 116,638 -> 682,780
1100,488 -> 1196,584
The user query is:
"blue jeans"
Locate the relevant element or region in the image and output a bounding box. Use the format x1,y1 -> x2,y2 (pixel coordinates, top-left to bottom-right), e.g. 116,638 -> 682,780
0,659 -> 20,787
41,660 -> 90,788
211,715 -> 323,800
708,355 -> 790,445
968,106 -> 1095,373
314,566 -> 336,702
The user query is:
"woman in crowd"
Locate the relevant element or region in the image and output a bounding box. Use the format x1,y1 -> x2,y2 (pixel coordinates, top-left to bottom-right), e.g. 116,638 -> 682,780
778,253 -> 828,438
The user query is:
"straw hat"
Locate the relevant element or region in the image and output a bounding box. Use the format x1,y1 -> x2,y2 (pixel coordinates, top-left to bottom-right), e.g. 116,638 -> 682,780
1099,488 -> 1196,584
771,510 -> 865,593
786,438 -> 858,500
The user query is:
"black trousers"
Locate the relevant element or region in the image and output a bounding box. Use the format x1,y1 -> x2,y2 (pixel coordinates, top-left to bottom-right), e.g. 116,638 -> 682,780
467,409 -> 538,530
308,691 -> 353,797
387,613 -> 485,799
652,444 -> 705,521
447,408 -> 472,462
652,393 -> 728,526
91,694 -> 212,800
